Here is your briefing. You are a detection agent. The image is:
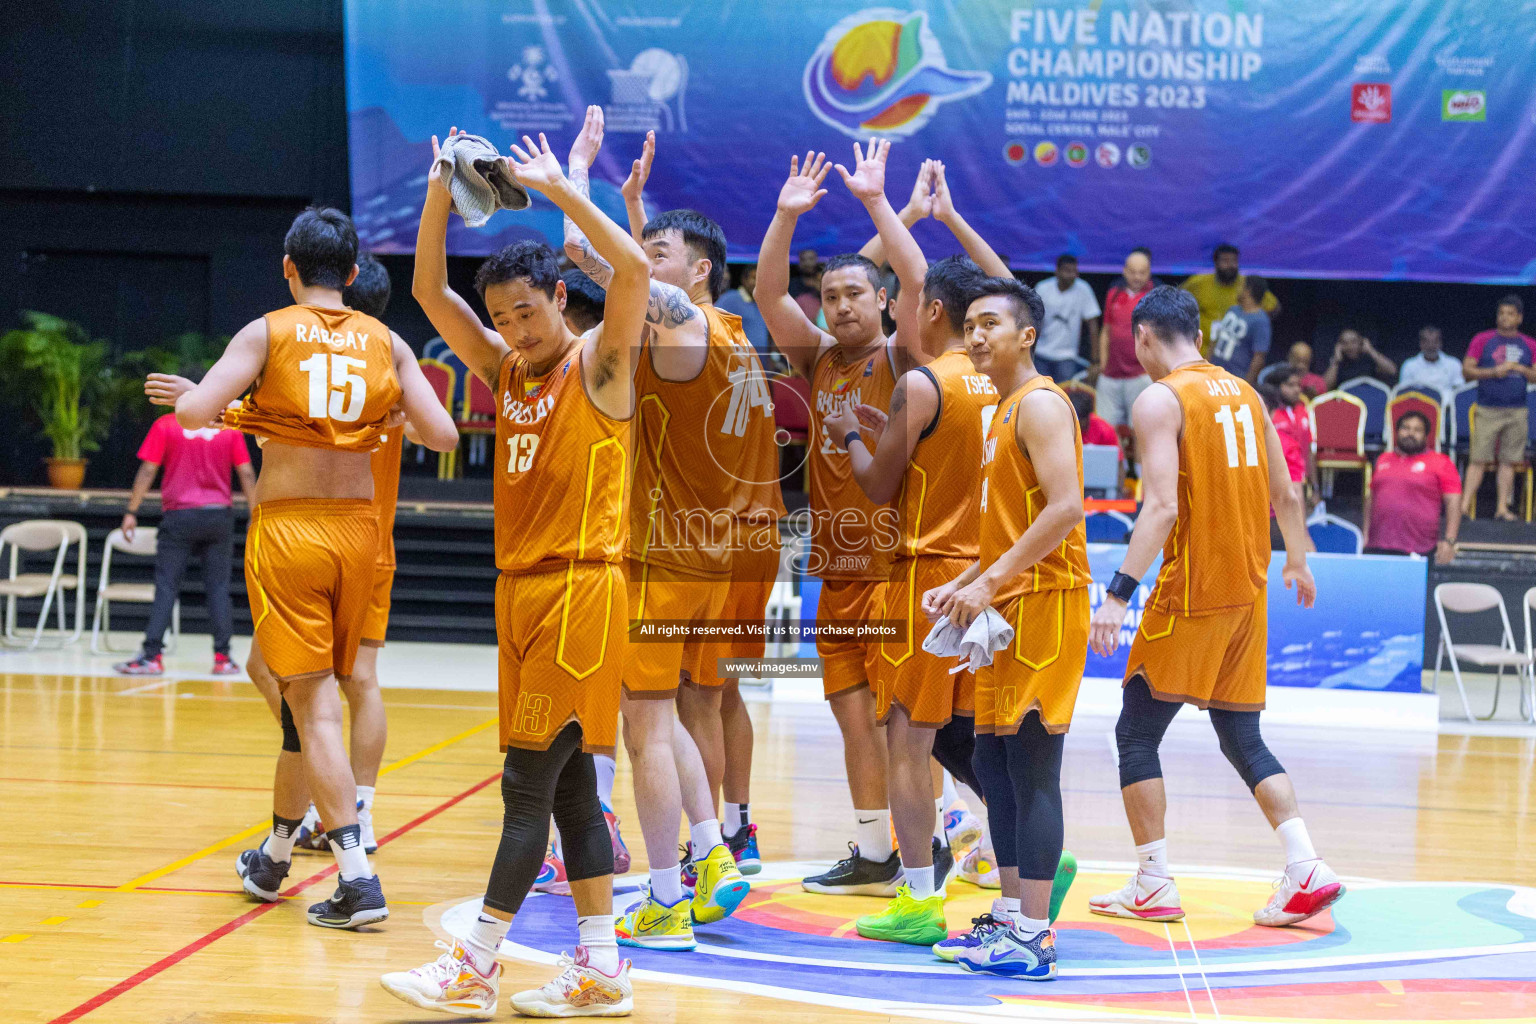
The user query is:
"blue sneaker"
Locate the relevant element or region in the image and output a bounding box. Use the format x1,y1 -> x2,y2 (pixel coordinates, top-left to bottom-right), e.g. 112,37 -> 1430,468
932,902 -> 1008,962
956,925 -> 1058,980
727,824 -> 761,875
235,844 -> 290,902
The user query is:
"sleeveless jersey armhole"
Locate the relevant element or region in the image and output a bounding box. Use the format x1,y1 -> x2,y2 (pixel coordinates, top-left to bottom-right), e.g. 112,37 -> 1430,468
914,365 -> 942,442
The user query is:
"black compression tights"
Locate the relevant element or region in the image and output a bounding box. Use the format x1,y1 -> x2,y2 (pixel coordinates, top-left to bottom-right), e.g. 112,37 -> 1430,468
932,713 -> 981,794
482,722 -> 613,916
971,712 -> 1066,881
1115,676 -> 1285,792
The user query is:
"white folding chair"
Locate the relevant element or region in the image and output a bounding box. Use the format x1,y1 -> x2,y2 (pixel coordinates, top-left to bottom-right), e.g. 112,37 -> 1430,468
0,521 -> 71,650
1432,583 -> 1533,722
1520,587 -> 1536,725
23,519 -> 88,644
91,527 -> 178,654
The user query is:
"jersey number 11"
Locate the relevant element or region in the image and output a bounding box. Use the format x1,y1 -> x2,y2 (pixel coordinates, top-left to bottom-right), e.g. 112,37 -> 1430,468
1214,404 -> 1259,468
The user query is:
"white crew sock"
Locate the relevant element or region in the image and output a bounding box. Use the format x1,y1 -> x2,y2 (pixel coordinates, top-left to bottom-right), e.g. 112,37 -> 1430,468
932,797 -> 946,842
356,785 -> 375,810
941,771 -> 959,809
465,912 -> 506,974
332,836 -> 371,882
905,863 -> 936,900
595,755 -> 617,809
998,896 -> 1021,921
690,818 -> 724,856
1275,817 -> 1318,866
300,804 -> 319,831
855,809 -> 893,861
1136,838 -> 1169,876
722,801 -> 748,839
578,914 -> 620,973
264,824 -> 298,865
650,864 -> 684,906
1014,913 -> 1050,936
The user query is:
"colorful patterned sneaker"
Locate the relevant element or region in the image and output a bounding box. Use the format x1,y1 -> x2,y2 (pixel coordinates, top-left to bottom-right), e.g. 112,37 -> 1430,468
933,901 -> 1009,962
956,925 -> 1058,981
727,823 -> 761,874
211,652 -> 242,676
802,844 -> 903,895
1254,859 -> 1345,927
855,883 -> 948,945
690,844 -> 750,924
113,652 -> 162,676
307,874 -> 389,929
380,940 -> 500,1018
1089,871 -> 1184,922
604,805 -> 631,875
679,843 -> 697,890
509,947 -> 633,1017
958,842 -> 1001,889
534,854 -> 571,896
943,807 -> 984,853
1050,849 -> 1078,923
235,844 -> 289,902
293,804 -> 326,851
616,892 -> 696,950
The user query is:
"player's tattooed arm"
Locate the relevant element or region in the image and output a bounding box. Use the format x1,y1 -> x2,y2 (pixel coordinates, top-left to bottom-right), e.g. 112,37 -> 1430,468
647,282 -> 698,329
563,109 -> 618,289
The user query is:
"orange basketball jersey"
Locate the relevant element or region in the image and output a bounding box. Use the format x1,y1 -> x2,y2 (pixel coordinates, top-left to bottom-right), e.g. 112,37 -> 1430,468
981,376 -> 1091,604
371,431 -> 404,568
630,306 -> 785,576
810,342 -> 899,580
226,305 -> 401,451
1148,361 -> 1270,614
896,349 -> 998,559
494,343 -> 630,573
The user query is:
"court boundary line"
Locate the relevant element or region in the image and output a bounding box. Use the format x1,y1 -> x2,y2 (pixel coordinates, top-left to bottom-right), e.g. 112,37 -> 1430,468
1161,922 -> 1200,1022
1179,918 -> 1220,1019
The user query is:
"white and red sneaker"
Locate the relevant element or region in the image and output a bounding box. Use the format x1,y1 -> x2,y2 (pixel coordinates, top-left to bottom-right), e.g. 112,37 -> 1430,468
1254,860 -> 1345,927
510,946 -> 633,1017
533,853 -> 571,896
1089,871 -> 1184,922
380,940 -> 500,1018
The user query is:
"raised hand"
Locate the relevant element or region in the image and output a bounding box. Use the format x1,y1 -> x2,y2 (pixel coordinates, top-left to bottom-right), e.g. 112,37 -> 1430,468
777,150 -> 830,216
569,105 -> 605,169
835,138 -> 891,202
621,130 -> 655,204
427,126 -> 462,192
507,133 -> 566,194
931,160 -> 957,223
901,159 -> 935,221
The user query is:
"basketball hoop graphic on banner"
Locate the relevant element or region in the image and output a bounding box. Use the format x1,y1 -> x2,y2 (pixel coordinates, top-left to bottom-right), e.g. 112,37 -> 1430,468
607,49 -> 689,132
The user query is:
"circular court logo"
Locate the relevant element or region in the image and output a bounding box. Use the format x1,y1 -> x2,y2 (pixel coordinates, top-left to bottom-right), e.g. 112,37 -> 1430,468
1033,141 -> 1058,166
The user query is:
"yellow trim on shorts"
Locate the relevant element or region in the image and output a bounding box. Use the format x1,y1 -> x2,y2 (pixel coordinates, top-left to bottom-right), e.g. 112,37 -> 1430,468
1139,605 -> 1176,642
1014,588 -> 1065,672
903,463 -> 928,558
246,506 -> 270,633
556,562 -> 612,681
880,558 -> 918,668
578,436 -> 625,560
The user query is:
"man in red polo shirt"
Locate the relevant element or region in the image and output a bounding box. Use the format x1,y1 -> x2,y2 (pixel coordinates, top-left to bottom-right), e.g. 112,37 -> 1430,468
1093,247 -> 1156,469
115,387 -> 257,676
1365,412 -> 1461,563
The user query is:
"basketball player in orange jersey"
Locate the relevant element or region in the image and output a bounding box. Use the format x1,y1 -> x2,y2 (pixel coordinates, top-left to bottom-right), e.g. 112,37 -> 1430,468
559,109 -> 769,950
145,208 -> 459,930
818,140 -> 998,945
1086,286 -> 1343,929
922,277 -> 1089,980
379,127 -> 646,1018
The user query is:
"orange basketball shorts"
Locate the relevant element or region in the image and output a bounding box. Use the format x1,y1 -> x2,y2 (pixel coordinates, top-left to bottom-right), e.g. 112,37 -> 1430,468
975,587 -> 1090,736
497,561 -> 625,757
244,499 -> 379,687
685,531 -> 781,689
358,566 -> 395,648
624,560 -> 728,699
816,578 -> 887,699
877,555 -> 976,728
1124,590 -> 1269,711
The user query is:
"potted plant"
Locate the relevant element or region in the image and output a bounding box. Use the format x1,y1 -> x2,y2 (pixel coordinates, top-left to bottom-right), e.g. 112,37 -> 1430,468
0,312 -> 127,489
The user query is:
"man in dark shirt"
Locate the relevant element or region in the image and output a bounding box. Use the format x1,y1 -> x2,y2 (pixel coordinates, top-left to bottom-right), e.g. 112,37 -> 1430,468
1324,329 -> 1397,390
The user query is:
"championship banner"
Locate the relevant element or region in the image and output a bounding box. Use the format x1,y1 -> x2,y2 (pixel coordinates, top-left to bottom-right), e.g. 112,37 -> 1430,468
345,1 -> 1536,282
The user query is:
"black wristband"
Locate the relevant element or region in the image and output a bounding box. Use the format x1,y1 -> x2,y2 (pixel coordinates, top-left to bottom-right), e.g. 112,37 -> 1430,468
1107,570 -> 1140,603
843,431 -> 862,450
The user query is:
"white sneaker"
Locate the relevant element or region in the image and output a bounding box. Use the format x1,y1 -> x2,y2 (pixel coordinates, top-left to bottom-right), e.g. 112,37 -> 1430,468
1088,871 -> 1184,922
1254,860 -> 1345,927
358,804 -> 377,854
509,947 -> 633,1017
380,940 -> 499,1018
958,841 -> 1001,889
943,807 -> 985,853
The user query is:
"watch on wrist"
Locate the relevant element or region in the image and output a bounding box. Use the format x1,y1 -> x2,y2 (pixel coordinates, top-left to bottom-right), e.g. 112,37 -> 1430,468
1107,570 -> 1140,603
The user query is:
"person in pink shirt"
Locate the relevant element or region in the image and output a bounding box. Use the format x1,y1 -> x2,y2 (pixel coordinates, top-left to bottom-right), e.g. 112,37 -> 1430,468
1267,367 -> 1317,502
1365,412 -> 1461,562
115,390 -> 257,676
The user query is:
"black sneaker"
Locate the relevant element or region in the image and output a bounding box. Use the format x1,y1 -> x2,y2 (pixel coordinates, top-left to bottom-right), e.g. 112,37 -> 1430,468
307,874 -> 389,929
235,846 -> 289,902
934,836 -> 955,890
802,843 -> 902,895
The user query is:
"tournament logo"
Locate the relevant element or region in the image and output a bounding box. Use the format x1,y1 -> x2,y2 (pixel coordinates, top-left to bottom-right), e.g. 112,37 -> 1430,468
1442,89 -> 1486,121
1034,141 -> 1058,166
1003,141 -> 1027,165
1127,143 -> 1151,169
1351,82 -> 1392,123
1064,141 -> 1089,168
804,9 -> 992,140
1095,142 -> 1121,168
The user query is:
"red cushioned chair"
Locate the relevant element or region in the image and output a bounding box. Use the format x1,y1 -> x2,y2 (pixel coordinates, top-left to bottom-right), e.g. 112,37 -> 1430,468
417,358 -> 457,480
1310,390 -> 1371,497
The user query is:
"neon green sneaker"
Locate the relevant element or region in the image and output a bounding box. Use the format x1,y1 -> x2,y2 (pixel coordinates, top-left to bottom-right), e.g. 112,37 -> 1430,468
1050,850 -> 1078,924
616,892 -> 696,950
855,883 -> 947,945
690,844 -> 751,924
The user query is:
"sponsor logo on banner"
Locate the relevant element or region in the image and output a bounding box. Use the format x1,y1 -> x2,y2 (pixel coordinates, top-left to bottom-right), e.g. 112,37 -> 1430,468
1003,141 -> 1027,165
803,9 -> 992,140
1351,83 -> 1392,123
1034,141 -> 1058,166
1354,55 -> 1392,75
1127,144 -> 1151,170
1065,141 -> 1089,168
1436,54 -> 1494,77
606,49 -> 690,132
1442,90 -> 1486,121
1096,142 -> 1121,168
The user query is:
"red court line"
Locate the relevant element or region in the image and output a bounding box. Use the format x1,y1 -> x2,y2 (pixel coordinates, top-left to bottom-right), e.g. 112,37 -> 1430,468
47,770 -> 500,1024
0,776 -> 452,798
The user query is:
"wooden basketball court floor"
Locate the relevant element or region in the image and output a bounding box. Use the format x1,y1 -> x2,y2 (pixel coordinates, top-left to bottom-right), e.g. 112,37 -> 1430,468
2,637 -> 1533,1024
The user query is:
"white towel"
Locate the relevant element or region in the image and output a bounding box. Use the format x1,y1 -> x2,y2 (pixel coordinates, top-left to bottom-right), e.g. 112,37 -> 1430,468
434,133 -> 531,227
921,608 -> 1015,674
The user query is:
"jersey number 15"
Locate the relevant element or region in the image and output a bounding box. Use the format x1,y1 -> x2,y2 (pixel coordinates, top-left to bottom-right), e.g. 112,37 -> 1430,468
299,353 -> 367,423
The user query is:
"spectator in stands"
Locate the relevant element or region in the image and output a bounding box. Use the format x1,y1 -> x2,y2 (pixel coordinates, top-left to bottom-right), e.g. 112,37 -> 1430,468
716,263 -> 777,365
1398,325 -> 1464,395
1181,242 -> 1280,347
114,370 -> 257,677
1034,253 -> 1101,382
1365,411 -> 1461,563
789,247 -> 822,297
1284,342 -> 1328,397
1095,247 -> 1156,468
1258,383 -> 1310,549
1462,295 -> 1536,521
560,268 -> 605,333
1268,366 -> 1318,503
1324,328 -> 1397,389
1208,274 -> 1272,382
1068,388 -> 1120,451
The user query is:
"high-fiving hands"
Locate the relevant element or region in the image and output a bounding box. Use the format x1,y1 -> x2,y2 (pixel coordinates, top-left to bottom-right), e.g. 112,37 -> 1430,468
568,105 -> 604,169
777,150 -> 831,216
835,138 -> 891,202
621,130 -> 655,205
507,133 -> 568,194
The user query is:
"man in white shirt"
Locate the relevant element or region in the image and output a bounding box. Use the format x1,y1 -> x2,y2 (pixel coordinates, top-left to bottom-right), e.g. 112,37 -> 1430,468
1398,325 -> 1464,396
1034,254 -> 1101,381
